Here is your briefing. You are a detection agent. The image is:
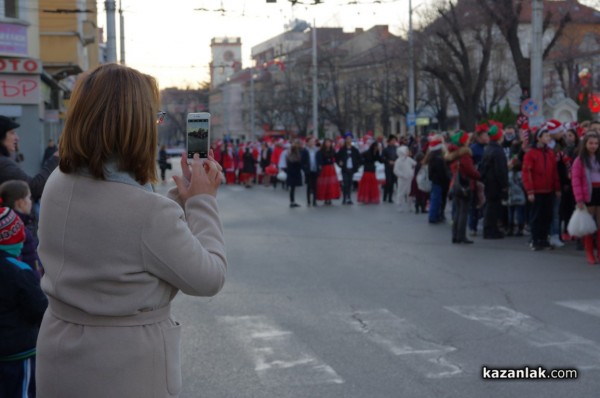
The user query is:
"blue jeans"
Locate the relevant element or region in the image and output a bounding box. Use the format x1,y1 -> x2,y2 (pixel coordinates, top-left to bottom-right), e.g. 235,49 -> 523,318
429,183 -> 443,223
508,205 -> 525,227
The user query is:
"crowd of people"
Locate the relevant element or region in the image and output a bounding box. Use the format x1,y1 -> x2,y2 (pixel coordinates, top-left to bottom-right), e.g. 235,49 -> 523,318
211,118 -> 596,260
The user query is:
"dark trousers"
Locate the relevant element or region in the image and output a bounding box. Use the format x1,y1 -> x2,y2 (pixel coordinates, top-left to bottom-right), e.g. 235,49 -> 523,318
342,171 -> 354,202
452,194 -> 470,240
290,186 -> 296,203
483,197 -> 503,236
0,357 -> 35,398
530,193 -> 554,245
306,171 -> 318,204
383,167 -> 396,202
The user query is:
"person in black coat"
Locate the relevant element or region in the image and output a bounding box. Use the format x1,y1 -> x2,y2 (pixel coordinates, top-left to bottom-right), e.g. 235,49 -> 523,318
241,147 -> 257,188
381,135 -> 398,203
335,133 -> 361,205
301,137 -> 319,206
426,141 -> 450,223
480,125 -> 509,239
285,140 -> 303,207
0,207 -> 47,397
259,141 -> 273,186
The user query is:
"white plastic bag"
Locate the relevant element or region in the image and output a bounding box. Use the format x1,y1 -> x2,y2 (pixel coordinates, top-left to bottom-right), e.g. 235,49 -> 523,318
277,170 -> 287,182
416,166 -> 432,193
567,207 -> 597,238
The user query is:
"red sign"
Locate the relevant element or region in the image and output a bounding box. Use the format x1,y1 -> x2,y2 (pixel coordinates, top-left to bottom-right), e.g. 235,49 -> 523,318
0,75 -> 40,104
0,58 -> 41,74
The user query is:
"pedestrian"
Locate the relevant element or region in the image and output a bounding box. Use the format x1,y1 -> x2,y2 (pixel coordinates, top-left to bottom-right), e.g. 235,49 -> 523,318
560,127 -> 579,240
0,116 -> 59,201
506,141 -> 526,237
468,125 -> 489,236
381,135 -> 398,203
424,134 -> 449,223
571,131 -> 600,263
0,179 -> 43,277
259,141 -> 273,187
35,63 -> 227,397
446,130 -> 480,243
336,133 -> 361,205
393,145 -> 416,211
222,143 -> 236,184
285,140 -> 303,207
410,152 -> 428,213
316,138 -> 340,205
158,144 -> 171,182
42,139 -> 57,166
0,206 -> 47,398
481,124 -> 509,239
301,136 -> 319,206
358,142 -> 383,204
522,124 -> 561,251
240,146 -> 256,188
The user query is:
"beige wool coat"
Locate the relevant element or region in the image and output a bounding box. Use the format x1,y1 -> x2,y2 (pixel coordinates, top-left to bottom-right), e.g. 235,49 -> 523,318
35,170 -> 227,398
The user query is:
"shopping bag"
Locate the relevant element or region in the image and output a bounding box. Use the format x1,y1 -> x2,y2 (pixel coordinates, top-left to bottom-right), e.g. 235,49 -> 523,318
416,166 -> 432,193
567,207 -> 597,238
277,170 -> 287,182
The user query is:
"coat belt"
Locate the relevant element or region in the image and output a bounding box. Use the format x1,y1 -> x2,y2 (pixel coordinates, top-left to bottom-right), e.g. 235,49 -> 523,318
48,298 -> 171,327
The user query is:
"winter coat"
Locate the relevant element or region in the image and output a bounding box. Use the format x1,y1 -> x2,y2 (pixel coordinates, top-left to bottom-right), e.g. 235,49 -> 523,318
317,149 -> 336,172
260,147 -> 272,169
427,150 -> 450,188
336,145 -> 361,174
481,142 -> 509,200
445,146 -> 480,191
381,145 -> 398,170
469,142 -> 486,167
0,154 -> 59,201
0,249 -> 47,361
522,146 -> 561,195
362,148 -> 382,173
15,210 -> 43,278
394,147 -> 416,181
36,170 -> 227,397
285,153 -> 303,187
242,150 -> 256,174
571,156 -> 591,204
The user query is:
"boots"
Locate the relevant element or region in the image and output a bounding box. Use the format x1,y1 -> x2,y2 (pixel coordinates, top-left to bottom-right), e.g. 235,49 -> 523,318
515,224 -> 524,237
506,224 -> 514,237
584,234 -> 596,265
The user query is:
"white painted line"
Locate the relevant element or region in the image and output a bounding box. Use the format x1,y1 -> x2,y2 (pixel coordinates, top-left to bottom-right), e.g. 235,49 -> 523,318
446,305 -> 600,369
557,299 -> 600,318
217,315 -> 344,387
346,309 -> 462,378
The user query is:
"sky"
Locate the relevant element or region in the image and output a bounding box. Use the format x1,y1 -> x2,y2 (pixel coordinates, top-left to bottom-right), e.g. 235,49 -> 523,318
97,0 -> 417,89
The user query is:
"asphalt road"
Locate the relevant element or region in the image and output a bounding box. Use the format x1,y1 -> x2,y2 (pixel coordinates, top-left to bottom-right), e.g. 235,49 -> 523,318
154,167 -> 600,398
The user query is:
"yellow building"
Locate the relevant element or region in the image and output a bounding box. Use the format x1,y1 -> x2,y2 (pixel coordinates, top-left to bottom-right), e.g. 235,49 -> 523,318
39,0 -> 101,82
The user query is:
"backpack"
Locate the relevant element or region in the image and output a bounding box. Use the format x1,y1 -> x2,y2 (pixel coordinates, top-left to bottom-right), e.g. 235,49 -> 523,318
416,165 -> 432,193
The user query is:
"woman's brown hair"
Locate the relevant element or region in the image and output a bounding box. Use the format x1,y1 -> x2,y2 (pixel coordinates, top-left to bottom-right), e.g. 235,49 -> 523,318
59,63 -> 159,184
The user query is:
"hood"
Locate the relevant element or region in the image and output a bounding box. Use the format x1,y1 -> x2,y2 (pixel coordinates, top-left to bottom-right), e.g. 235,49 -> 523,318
396,145 -> 409,159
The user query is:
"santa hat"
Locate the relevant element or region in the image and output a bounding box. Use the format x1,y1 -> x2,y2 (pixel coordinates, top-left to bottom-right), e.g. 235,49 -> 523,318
450,130 -> 469,146
428,134 -> 444,151
0,207 -> 25,245
475,122 -> 489,135
545,119 -> 564,135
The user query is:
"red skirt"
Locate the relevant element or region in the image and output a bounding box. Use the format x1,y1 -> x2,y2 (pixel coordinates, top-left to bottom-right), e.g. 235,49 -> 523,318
316,165 -> 341,200
239,172 -> 254,184
225,171 -> 236,184
358,171 -> 380,204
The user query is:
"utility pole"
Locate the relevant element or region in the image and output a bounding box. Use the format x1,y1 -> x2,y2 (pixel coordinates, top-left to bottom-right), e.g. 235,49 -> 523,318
105,1 -> 117,63
119,0 -> 125,65
250,66 -> 255,139
312,20 -> 318,138
530,0 -> 544,126
408,0 -> 416,136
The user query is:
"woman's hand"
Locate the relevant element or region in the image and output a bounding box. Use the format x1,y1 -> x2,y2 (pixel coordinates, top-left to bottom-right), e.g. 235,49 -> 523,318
576,201 -> 586,210
173,151 -> 222,201
527,193 -> 535,203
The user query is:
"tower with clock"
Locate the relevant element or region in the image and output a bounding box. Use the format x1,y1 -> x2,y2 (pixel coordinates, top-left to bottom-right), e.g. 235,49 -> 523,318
210,37 -> 242,89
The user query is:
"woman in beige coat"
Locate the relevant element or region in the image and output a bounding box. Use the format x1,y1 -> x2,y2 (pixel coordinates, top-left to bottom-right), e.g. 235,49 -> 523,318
35,64 -> 227,397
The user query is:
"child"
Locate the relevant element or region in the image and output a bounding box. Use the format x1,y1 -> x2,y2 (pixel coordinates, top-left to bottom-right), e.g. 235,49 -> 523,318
0,180 -> 43,277
0,206 -> 47,397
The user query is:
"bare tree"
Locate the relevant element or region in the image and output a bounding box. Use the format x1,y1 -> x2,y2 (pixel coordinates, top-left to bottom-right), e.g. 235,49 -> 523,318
420,0 -> 494,131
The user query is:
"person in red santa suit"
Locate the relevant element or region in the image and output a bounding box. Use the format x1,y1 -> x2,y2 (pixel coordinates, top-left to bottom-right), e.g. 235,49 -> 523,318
222,143 -> 237,184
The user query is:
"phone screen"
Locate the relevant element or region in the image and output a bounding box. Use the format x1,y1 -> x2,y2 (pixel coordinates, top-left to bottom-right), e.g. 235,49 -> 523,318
187,117 -> 209,158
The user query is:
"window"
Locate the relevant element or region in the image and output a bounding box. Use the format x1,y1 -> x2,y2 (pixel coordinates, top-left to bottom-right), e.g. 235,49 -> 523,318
4,0 -> 18,18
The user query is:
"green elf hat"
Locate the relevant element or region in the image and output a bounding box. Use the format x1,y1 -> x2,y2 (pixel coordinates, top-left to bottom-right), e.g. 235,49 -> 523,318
450,130 -> 469,146
488,124 -> 503,141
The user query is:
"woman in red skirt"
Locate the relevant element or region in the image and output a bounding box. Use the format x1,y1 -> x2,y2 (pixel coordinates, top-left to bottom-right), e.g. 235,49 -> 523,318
358,142 -> 382,204
316,138 -> 341,205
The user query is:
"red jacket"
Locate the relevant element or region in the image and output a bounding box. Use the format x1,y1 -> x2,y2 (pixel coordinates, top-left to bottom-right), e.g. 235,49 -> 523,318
522,146 -> 560,194
445,145 -> 480,190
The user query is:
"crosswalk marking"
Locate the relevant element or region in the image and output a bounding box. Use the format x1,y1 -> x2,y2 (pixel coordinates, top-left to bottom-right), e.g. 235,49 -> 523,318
346,309 -> 462,378
446,305 -> 600,369
556,299 -> 600,318
217,315 -> 344,387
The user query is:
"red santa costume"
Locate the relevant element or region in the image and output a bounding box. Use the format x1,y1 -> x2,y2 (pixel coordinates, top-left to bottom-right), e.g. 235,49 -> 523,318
222,144 -> 237,184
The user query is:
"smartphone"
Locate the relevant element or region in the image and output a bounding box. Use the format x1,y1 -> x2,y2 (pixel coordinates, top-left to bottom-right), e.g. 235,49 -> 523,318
186,112 -> 210,159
